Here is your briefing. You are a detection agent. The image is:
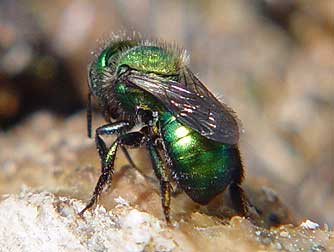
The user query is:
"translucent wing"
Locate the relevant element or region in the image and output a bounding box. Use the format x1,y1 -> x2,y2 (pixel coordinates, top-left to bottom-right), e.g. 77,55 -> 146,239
122,69 -> 240,144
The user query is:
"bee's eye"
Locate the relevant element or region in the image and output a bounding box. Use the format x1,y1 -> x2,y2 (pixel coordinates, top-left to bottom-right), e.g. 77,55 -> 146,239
96,40 -> 138,72
96,48 -> 115,72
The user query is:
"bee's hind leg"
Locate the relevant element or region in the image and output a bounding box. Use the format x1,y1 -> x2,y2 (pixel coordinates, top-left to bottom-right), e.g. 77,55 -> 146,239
147,140 -> 172,225
229,182 -> 248,216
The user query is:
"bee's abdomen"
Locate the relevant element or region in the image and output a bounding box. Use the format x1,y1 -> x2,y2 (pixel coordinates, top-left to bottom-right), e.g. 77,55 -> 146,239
160,112 -> 243,204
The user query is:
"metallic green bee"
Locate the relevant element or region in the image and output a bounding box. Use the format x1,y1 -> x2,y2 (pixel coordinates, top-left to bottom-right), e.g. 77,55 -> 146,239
80,36 -> 246,223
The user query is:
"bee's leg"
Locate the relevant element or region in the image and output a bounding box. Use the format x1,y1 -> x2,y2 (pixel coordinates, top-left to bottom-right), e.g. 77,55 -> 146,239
229,147 -> 248,216
79,131 -> 145,216
93,122 -> 147,178
93,121 -> 132,164
229,182 -> 247,216
147,140 -> 172,224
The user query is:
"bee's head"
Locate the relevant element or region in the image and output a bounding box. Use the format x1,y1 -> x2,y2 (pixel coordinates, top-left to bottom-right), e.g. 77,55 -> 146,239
87,40 -> 138,137
88,40 -> 137,100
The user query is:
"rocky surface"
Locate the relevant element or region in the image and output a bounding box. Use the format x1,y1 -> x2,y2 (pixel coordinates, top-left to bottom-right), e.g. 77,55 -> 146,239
0,190 -> 332,252
0,112 -> 333,252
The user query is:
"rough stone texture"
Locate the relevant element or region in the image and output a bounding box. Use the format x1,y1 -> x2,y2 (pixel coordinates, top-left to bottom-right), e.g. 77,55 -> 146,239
0,112 -> 333,252
0,191 -> 332,252
0,191 -> 174,252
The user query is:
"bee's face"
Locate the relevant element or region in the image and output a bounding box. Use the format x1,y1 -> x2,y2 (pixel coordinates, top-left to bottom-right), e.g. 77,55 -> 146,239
88,47 -> 117,99
88,40 -> 137,99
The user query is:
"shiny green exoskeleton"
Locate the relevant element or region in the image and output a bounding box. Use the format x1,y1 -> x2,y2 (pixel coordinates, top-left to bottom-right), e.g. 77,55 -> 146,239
80,36 -> 246,224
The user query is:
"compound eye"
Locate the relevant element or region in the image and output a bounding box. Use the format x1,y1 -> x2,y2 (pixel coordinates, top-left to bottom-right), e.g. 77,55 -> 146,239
96,48 -> 114,71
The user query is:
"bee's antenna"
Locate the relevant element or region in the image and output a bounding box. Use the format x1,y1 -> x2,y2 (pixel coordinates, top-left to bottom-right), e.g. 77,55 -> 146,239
87,90 -> 92,138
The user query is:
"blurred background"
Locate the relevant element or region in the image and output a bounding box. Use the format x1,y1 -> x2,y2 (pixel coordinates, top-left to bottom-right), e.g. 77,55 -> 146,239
0,0 -> 333,226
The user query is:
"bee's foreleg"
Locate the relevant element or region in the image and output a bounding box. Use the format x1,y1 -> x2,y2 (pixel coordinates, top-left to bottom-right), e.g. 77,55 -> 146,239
79,125 -> 144,217
93,121 -> 132,164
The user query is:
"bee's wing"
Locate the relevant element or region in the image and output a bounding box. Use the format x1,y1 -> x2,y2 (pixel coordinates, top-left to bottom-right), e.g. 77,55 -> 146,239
124,70 -> 240,144
180,67 -> 222,107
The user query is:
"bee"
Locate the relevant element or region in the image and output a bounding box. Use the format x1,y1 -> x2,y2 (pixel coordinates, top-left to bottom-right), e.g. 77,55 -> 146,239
80,36 -> 246,224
